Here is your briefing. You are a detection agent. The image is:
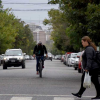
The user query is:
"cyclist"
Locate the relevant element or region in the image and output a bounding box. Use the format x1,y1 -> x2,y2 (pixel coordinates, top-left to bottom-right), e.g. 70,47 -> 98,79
33,41 -> 48,74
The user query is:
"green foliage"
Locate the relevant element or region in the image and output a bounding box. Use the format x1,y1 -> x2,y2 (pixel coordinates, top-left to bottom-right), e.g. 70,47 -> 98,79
43,9 -> 72,52
86,3 -> 100,45
43,19 -> 50,25
48,0 -> 100,51
0,9 -> 17,53
21,25 -> 36,55
0,3 -> 36,54
50,44 -> 62,55
13,21 -> 36,55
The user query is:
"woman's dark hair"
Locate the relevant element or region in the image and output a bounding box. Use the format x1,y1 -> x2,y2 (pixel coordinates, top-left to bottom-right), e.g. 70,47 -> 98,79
82,36 -> 97,51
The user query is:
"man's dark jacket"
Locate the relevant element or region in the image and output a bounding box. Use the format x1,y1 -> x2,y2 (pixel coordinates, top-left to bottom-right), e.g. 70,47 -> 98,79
33,45 -> 47,56
82,46 -> 99,71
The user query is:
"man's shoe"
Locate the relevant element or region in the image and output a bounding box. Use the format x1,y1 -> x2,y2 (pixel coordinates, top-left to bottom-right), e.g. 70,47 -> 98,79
72,93 -> 81,98
91,96 -> 100,99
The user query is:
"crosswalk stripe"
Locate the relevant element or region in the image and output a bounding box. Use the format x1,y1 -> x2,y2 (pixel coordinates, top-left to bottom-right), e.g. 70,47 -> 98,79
11,97 -> 32,100
54,97 -> 74,100
0,94 -> 94,97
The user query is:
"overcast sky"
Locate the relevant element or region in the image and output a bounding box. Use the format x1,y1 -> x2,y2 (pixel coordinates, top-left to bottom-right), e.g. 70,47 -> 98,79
2,0 -> 59,29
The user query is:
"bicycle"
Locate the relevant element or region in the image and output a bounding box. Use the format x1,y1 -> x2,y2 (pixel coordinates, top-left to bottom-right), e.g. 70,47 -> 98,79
38,56 -> 43,78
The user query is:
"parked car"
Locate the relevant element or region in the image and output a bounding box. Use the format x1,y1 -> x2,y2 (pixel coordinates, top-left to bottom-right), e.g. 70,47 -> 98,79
78,60 -> 82,73
0,55 -> 4,64
73,52 -> 82,70
46,52 -> 52,61
2,49 -> 26,69
25,55 -> 30,60
63,55 -> 66,64
55,55 -> 62,60
65,54 -> 70,66
0,56 -> 1,66
61,55 -> 65,62
78,51 -> 84,73
67,53 -> 77,66
29,55 -> 34,60
63,52 -> 72,65
52,55 -> 55,59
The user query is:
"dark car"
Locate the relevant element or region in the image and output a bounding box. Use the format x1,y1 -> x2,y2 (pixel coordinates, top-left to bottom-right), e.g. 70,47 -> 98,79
3,49 -> 26,69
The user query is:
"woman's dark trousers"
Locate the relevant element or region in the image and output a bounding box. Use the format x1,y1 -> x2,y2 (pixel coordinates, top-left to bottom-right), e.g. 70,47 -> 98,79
78,69 -> 100,96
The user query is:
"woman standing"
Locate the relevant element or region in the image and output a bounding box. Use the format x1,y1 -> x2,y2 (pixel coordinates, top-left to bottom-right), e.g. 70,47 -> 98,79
72,36 -> 100,99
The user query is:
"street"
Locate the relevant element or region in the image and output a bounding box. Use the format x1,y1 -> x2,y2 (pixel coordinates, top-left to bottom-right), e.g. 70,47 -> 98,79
0,60 -> 98,100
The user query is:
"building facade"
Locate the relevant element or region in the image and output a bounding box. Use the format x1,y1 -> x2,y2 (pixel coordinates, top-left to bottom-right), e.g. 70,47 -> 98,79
28,23 -> 52,45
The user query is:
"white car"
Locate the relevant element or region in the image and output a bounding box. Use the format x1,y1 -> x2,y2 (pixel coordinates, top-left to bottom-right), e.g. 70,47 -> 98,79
65,54 -> 69,66
73,52 -> 82,70
67,53 -> 78,66
25,55 -> 30,60
47,52 -> 52,61
55,55 -> 62,60
2,49 -> 26,69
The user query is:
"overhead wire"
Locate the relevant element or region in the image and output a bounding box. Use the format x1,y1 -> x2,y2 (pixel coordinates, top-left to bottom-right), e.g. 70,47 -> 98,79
2,2 -> 58,11
2,3 -> 57,5
2,9 -> 58,11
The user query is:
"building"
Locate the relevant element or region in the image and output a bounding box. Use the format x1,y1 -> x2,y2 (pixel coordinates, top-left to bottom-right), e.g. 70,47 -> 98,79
45,30 -> 51,41
33,28 -> 46,44
28,23 -> 42,32
28,23 -> 52,45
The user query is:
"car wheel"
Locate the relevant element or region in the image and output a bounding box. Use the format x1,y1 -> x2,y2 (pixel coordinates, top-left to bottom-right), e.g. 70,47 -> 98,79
3,64 -> 7,69
22,62 -> 25,69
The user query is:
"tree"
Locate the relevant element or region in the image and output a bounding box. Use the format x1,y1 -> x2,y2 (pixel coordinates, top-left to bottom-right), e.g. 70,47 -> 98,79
86,3 -> 100,45
0,0 -> 36,54
48,0 -> 100,50
13,21 -> 36,55
0,9 -> 17,53
22,24 -> 36,55
43,9 -> 74,52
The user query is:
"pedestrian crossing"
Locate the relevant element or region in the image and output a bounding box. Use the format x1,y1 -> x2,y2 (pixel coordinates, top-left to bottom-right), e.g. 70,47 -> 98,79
2,96 -> 75,100
0,94 -> 92,100
11,97 -> 32,100
54,97 -> 74,100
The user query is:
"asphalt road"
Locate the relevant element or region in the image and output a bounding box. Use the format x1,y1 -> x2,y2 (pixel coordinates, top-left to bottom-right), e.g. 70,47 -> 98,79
0,60 -> 98,100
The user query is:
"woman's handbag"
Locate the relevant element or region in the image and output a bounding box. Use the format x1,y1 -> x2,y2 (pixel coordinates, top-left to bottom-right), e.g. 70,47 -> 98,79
83,72 -> 91,88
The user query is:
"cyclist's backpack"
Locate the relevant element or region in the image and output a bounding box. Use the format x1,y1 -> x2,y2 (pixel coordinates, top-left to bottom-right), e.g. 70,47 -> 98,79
36,45 -> 44,55
95,51 -> 100,65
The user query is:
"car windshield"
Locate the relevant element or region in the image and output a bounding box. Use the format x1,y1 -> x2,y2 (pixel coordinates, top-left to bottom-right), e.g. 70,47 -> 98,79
5,50 -> 22,56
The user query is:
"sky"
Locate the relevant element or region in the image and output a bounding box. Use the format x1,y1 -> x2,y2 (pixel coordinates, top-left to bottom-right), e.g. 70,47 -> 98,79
2,0 -> 59,30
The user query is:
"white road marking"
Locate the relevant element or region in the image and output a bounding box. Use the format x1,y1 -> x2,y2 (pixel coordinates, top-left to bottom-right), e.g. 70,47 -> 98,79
0,94 -> 94,97
54,97 -> 74,100
11,97 -> 32,100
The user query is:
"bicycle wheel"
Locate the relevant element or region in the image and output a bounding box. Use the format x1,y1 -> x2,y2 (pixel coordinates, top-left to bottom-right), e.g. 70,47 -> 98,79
39,61 -> 42,78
